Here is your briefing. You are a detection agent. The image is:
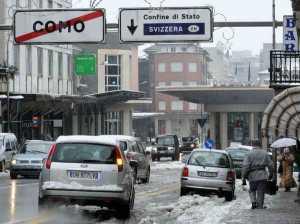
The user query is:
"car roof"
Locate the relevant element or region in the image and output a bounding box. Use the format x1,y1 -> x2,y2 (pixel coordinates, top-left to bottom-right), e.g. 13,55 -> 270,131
0,133 -> 16,137
26,140 -> 54,144
99,135 -> 137,142
56,135 -> 117,146
192,149 -> 229,155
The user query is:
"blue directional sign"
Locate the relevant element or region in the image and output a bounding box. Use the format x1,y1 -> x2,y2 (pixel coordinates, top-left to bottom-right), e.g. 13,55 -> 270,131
119,7 -> 213,43
144,23 -> 205,36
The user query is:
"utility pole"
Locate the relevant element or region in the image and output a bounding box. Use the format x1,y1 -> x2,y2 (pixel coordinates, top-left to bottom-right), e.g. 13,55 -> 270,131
272,0 -> 276,49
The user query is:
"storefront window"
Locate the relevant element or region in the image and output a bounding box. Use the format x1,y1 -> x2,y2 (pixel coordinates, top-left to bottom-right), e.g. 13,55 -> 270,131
104,111 -> 123,135
228,113 -> 250,145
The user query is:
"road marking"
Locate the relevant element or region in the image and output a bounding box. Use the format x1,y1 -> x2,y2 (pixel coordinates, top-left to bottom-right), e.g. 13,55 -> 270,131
0,182 -> 38,189
137,183 -> 179,199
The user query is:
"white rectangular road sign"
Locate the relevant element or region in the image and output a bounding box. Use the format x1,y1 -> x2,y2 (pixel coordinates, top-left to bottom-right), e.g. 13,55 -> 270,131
14,9 -> 105,44
119,7 -> 213,43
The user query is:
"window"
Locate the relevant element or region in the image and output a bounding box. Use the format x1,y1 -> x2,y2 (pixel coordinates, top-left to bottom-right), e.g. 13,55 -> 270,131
37,47 -> 43,76
14,46 -> 19,73
158,63 -> 166,72
48,50 -> 53,77
104,111 -> 123,135
48,0 -> 53,8
171,101 -> 183,111
171,63 -> 183,72
39,0 -> 43,8
57,3 -> 63,8
170,81 -> 183,86
188,63 -> 197,72
27,0 -> 32,8
158,120 -> 166,135
58,52 -> 63,79
105,55 -> 121,92
170,47 -> 176,53
158,82 -> 166,87
158,101 -> 166,111
26,46 -> 32,76
189,103 -> 198,111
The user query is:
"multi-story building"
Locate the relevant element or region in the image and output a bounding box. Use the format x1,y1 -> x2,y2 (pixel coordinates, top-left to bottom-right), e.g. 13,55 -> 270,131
229,50 -> 260,83
145,43 -> 210,138
74,32 -> 142,136
205,42 -> 230,82
0,0 -> 74,139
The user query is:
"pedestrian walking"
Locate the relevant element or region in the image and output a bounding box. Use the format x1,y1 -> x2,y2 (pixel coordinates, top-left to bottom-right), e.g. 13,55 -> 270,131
242,148 -> 274,209
278,148 -> 297,192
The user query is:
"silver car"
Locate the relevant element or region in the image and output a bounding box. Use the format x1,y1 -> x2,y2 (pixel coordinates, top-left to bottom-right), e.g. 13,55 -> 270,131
100,135 -> 151,184
180,149 -> 236,201
38,135 -> 135,219
10,140 -> 54,179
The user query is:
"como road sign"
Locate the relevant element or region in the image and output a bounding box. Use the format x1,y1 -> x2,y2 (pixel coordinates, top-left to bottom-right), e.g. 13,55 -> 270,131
14,9 -> 105,44
119,7 -> 213,43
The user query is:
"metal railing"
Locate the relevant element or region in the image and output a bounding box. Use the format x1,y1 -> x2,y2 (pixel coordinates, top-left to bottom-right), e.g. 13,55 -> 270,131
270,50 -> 300,88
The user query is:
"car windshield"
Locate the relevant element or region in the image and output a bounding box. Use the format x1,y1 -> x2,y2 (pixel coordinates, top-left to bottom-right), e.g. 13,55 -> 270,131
25,142 -> 53,154
226,148 -> 250,160
52,143 -> 115,164
157,136 -> 174,146
188,151 -> 230,168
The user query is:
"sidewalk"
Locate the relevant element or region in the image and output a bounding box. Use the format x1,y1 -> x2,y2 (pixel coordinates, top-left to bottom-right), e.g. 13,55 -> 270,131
223,189 -> 300,224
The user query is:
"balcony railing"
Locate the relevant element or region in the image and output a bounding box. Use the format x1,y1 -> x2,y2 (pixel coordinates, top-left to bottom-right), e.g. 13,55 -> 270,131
270,50 -> 300,88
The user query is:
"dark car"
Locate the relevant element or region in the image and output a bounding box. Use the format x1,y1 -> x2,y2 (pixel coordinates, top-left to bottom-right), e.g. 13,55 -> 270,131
180,136 -> 200,152
151,135 -> 180,161
225,146 -> 253,178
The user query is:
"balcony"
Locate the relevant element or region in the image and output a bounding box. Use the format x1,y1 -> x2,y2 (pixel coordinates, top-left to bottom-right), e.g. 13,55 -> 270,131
269,50 -> 300,89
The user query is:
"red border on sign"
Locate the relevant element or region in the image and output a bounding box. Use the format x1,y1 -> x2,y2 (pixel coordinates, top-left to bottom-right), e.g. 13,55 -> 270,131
15,10 -> 104,43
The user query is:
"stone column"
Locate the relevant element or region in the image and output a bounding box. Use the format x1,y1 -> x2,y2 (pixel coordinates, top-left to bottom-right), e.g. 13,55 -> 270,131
220,112 -> 228,149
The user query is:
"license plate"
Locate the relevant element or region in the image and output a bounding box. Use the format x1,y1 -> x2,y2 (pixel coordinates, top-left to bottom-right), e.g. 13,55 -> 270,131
67,170 -> 102,181
197,171 -> 217,177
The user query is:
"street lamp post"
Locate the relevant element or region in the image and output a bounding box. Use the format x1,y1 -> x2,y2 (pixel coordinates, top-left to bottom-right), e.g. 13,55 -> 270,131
272,0 -> 276,49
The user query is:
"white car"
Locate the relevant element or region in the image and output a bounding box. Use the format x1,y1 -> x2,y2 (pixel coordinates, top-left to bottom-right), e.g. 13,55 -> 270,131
0,133 -> 18,172
180,149 -> 236,201
39,135 -> 135,219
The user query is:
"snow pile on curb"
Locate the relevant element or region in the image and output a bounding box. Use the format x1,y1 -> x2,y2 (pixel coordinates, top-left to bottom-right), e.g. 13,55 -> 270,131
151,161 -> 184,171
0,171 -> 9,177
42,181 -> 123,191
138,216 -> 158,224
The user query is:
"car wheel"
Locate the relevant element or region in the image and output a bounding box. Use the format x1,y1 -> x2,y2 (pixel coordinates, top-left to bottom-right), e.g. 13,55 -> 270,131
172,155 -> 175,161
10,172 -> 17,179
180,187 -> 189,196
116,200 -> 131,219
141,167 -> 150,184
151,154 -> 156,161
38,196 -> 51,210
133,167 -> 137,184
0,160 -> 5,172
224,190 -> 234,201
157,155 -> 160,161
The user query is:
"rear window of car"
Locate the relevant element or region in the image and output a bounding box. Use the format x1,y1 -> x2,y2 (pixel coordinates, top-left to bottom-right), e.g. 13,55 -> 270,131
188,151 -> 230,168
52,143 -> 115,164
24,142 -> 53,154
226,148 -> 250,160
157,136 -> 174,145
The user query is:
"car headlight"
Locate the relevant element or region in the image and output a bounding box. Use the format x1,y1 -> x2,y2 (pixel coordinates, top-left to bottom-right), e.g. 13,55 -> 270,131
190,144 -> 195,148
11,159 -> 17,165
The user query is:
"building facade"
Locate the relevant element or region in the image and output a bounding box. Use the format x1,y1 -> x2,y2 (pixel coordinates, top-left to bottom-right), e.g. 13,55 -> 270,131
145,44 -> 209,138
0,0 -> 74,140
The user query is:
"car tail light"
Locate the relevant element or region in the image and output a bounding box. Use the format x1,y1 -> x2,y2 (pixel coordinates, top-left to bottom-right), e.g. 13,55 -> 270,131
226,170 -> 235,182
46,144 -> 57,169
182,167 -> 189,177
115,147 -> 124,172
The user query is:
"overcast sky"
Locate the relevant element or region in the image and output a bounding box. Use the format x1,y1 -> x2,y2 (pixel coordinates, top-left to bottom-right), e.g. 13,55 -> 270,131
74,0 -> 292,55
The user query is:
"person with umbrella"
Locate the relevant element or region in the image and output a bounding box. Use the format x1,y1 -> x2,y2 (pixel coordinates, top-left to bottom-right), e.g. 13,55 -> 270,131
278,148 -> 297,192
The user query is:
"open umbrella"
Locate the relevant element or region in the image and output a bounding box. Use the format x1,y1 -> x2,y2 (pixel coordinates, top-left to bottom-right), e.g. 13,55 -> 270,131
271,138 -> 297,148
